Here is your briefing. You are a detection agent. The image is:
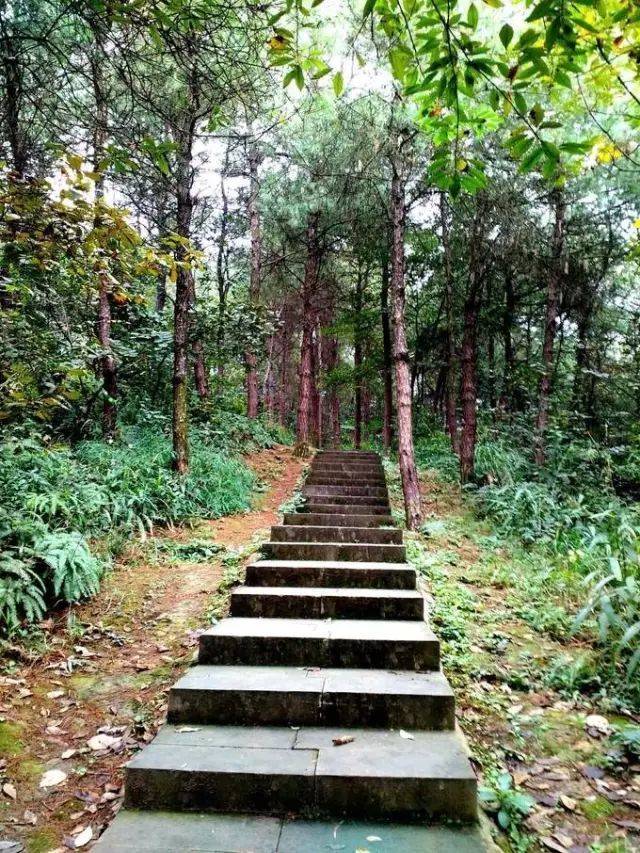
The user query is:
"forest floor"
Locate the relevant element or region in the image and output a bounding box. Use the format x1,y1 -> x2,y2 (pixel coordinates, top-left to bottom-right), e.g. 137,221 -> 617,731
1,449 -> 639,852
388,467 -> 640,853
0,445 -> 305,853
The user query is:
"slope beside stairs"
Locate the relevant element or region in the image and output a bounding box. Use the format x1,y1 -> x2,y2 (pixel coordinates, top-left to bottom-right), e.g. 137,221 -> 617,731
96,450 -> 490,852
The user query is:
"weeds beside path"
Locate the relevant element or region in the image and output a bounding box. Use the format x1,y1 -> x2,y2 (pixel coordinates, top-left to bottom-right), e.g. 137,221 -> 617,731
397,467 -> 640,853
0,446 -> 304,853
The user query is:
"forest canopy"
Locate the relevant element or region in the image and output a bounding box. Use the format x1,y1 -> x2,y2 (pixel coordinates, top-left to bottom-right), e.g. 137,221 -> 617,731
1,0 -> 640,701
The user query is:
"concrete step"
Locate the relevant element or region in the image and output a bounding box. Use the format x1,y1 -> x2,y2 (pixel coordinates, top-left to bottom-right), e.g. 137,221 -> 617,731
304,502 -> 391,514
304,484 -> 388,497
230,586 -> 424,620
263,542 -> 406,562
199,618 -> 439,669
311,463 -> 384,473
270,525 -> 402,545
96,809 -> 489,852
123,725 -> 476,822
246,559 -> 417,589
316,451 -> 380,458
167,666 -> 454,728
283,512 -> 395,527
305,496 -> 390,510
306,475 -> 386,486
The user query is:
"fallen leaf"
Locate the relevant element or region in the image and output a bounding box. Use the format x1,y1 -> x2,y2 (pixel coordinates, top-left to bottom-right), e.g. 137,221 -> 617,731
174,726 -> 200,733
399,730 -> 415,740
87,734 -> 120,751
40,769 -> 67,788
46,690 -> 65,700
2,782 -> 16,799
23,810 -> 37,825
513,770 -> 529,786
61,749 -> 76,760
541,838 -> 566,853
559,795 -> 576,811
73,827 -> 92,848
552,833 -> 573,849
332,735 -> 355,746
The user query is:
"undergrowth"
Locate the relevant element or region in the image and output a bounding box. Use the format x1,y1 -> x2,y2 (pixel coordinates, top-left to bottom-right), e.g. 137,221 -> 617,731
0,414 -> 286,634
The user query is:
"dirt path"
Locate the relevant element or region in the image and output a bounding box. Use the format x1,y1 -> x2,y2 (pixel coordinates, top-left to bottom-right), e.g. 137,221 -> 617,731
0,446 -> 304,853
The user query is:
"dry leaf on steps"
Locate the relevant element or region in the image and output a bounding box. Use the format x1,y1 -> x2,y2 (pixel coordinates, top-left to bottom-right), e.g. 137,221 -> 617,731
332,735 -> 355,746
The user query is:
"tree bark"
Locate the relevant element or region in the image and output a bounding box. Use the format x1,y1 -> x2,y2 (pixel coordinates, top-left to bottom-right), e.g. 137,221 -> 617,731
459,197 -> 487,484
390,160 -> 422,529
172,111 -> 196,474
501,269 -> 516,413
380,252 -> 394,453
90,29 -> 117,441
278,301 -> 293,426
216,145 -> 230,379
440,194 -> 458,453
245,137 -> 262,418
353,267 -> 364,449
295,210 -> 321,456
534,188 -> 565,465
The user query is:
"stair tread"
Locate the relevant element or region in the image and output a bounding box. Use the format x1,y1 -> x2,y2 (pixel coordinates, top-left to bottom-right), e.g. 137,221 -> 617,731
232,586 -> 422,599
129,725 -> 474,781
172,665 -> 452,696
96,810 -> 489,852
201,617 -> 435,642
250,559 -> 413,570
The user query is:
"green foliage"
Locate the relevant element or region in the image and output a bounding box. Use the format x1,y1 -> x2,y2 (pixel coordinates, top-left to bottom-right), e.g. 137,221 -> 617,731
0,425 -> 257,634
478,771 -> 536,849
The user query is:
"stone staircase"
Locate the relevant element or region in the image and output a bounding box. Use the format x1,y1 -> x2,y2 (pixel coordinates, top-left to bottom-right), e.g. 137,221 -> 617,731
97,450 -> 488,852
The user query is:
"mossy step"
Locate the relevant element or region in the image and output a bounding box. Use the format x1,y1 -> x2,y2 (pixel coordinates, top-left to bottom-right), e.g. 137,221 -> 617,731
198,617 -> 439,669
270,524 -> 402,544
123,725 -> 476,822
167,665 -> 454,728
230,585 -> 424,620
245,559 -> 416,589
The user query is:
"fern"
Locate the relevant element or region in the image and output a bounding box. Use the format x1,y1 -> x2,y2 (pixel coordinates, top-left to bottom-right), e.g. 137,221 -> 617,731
35,532 -> 103,603
0,553 -> 46,632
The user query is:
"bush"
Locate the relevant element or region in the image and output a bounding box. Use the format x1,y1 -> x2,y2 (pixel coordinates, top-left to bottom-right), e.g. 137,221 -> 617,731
0,425 -> 257,634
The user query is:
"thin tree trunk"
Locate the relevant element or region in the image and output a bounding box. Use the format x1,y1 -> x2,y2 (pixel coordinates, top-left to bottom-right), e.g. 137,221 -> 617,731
91,31 -> 117,441
172,111 -> 196,474
353,267 -> 363,449
295,211 -> 320,456
534,189 -> 565,465
459,199 -> 487,484
380,253 -> 394,453
502,270 -> 516,413
390,161 -> 421,529
245,137 -> 262,418
216,146 -> 230,379
193,337 -> 208,398
440,194 -> 458,453
278,302 -> 293,426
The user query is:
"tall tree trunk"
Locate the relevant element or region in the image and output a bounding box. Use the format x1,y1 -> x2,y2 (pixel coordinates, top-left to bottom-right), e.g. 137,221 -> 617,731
440,194 -> 458,453
193,337 -> 208,398
534,189 -> 565,465
216,146 -> 230,379
353,267 -> 364,449
0,28 -> 27,177
459,198 -> 487,484
501,269 -> 516,413
320,300 -> 339,448
380,252 -> 394,453
172,113 -> 196,474
245,138 -> 262,418
390,161 -> 422,529
90,32 -> 117,441
278,302 -> 293,426
295,211 -> 320,456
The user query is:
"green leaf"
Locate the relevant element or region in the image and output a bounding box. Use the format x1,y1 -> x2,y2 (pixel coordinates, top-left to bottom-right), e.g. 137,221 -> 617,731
362,0 -> 376,18
499,24 -> 513,48
293,64 -> 304,90
332,71 -> 344,96
519,145 -> 545,173
468,3 -> 479,29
